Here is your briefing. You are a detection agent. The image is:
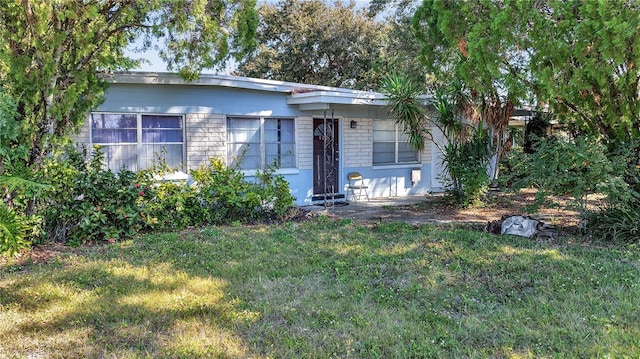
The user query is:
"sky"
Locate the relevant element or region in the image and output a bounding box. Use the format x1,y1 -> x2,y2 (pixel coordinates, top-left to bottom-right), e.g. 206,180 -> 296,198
125,0 -> 372,73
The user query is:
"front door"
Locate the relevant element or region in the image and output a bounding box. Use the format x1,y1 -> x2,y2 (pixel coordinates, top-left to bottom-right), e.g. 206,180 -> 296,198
313,117 -> 340,196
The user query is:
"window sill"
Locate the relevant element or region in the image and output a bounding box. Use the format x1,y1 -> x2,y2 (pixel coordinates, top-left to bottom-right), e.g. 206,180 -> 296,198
241,168 -> 300,176
372,163 -> 422,170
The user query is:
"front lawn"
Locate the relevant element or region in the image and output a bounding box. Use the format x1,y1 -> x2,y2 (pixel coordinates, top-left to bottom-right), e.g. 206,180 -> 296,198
1,219 -> 639,358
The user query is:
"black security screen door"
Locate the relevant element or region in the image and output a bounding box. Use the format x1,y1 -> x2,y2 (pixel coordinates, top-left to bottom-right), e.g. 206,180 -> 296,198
313,115 -> 339,196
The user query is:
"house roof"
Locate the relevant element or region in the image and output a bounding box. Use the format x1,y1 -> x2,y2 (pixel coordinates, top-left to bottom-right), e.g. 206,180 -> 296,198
103,72 -> 389,111
103,72 -> 537,118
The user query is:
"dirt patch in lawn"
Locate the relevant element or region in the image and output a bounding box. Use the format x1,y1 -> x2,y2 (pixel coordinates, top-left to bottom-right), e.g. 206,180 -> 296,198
2,189 -> 600,267
323,188 -> 602,233
406,189 -> 584,225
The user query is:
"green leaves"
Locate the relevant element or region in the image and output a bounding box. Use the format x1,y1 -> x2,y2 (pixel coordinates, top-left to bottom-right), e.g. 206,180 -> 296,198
0,0 -> 258,174
0,88 -> 25,162
380,73 -> 492,206
508,136 -> 632,214
0,0 -> 259,242
0,203 -> 31,256
433,87 -> 491,206
380,73 -> 428,151
413,0 -> 640,143
236,0 -> 391,90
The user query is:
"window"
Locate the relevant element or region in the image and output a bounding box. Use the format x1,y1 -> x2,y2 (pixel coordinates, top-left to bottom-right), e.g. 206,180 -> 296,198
227,117 -> 295,170
373,119 -> 419,165
90,113 -> 185,171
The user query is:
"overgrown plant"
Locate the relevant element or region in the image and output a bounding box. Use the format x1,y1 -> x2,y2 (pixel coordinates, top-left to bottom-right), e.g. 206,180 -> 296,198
523,112 -> 552,154
138,151 -> 203,230
508,136 -> 629,214
0,162 -> 47,255
0,89 -> 46,255
191,157 -> 295,224
381,74 -> 492,206
585,206 -> 640,242
0,202 -> 31,255
505,136 -> 640,241
432,87 -> 491,206
41,146 -> 150,245
254,161 -> 297,218
584,142 -> 640,242
8,140 -> 296,247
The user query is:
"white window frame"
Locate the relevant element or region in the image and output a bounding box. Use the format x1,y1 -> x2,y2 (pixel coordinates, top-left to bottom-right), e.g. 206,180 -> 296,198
89,112 -> 186,172
226,116 -> 297,171
372,119 -> 420,166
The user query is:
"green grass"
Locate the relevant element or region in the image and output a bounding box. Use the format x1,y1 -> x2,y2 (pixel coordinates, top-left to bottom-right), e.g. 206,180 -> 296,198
1,219 -> 639,358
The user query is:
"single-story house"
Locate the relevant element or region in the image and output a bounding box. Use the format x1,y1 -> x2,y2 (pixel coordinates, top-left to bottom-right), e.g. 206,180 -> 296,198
75,72 -> 447,206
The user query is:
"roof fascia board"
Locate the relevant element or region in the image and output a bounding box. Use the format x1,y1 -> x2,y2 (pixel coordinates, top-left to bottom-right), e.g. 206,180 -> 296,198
102,71 -> 371,95
287,91 -> 388,107
298,103 -> 332,111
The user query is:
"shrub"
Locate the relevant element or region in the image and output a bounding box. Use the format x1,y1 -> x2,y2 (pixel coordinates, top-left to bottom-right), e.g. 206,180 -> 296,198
584,142 -> 640,242
254,163 -> 297,218
439,125 -> 491,207
41,146 -> 149,244
138,156 -> 204,230
523,112 -> 552,153
430,85 -> 493,207
498,145 -> 527,188
504,135 -> 640,241
585,205 -> 640,242
507,136 -> 620,213
191,157 -> 295,224
35,148 -> 295,245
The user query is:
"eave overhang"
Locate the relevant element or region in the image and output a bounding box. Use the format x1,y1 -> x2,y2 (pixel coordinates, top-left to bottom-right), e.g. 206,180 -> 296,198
286,90 -> 388,110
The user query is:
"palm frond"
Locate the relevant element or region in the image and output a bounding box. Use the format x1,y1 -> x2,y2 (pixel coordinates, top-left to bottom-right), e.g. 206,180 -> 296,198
380,73 -> 428,151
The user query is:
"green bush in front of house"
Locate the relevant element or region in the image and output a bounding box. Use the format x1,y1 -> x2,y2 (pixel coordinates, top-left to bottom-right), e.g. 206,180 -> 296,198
40,146 -> 150,246
139,155 -> 295,230
138,176 -> 204,231
31,146 -> 296,247
190,157 -> 296,225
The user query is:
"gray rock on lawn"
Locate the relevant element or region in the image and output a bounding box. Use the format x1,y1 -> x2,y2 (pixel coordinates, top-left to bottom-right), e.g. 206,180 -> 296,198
485,215 -> 558,239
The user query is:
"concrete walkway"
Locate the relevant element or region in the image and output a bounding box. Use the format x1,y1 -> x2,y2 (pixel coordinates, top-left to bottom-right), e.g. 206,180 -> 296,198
302,195 -> 469,225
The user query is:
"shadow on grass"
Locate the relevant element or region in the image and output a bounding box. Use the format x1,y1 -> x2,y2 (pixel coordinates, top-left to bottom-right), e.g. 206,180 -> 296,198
0,252 -> 260,358
1,220 -> 639,358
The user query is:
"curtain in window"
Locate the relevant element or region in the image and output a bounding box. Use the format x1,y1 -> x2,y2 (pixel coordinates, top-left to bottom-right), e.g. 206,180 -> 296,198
91,114 -> 137,143
373,119 -> 418,165
101,144 -> 138,171
90,113 -> 184,172
227,117 -> 295,170
141,115 -> 184,169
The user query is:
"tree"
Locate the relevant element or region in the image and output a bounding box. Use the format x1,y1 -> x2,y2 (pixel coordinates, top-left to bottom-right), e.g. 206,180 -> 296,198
381,73 -> 492,206
412,0 -> 640,144
235,0 -> 388,90
0,87 -> 46,255
0,0 -> 258,178
368,0 -> 429,86
411,1 -> 640,235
